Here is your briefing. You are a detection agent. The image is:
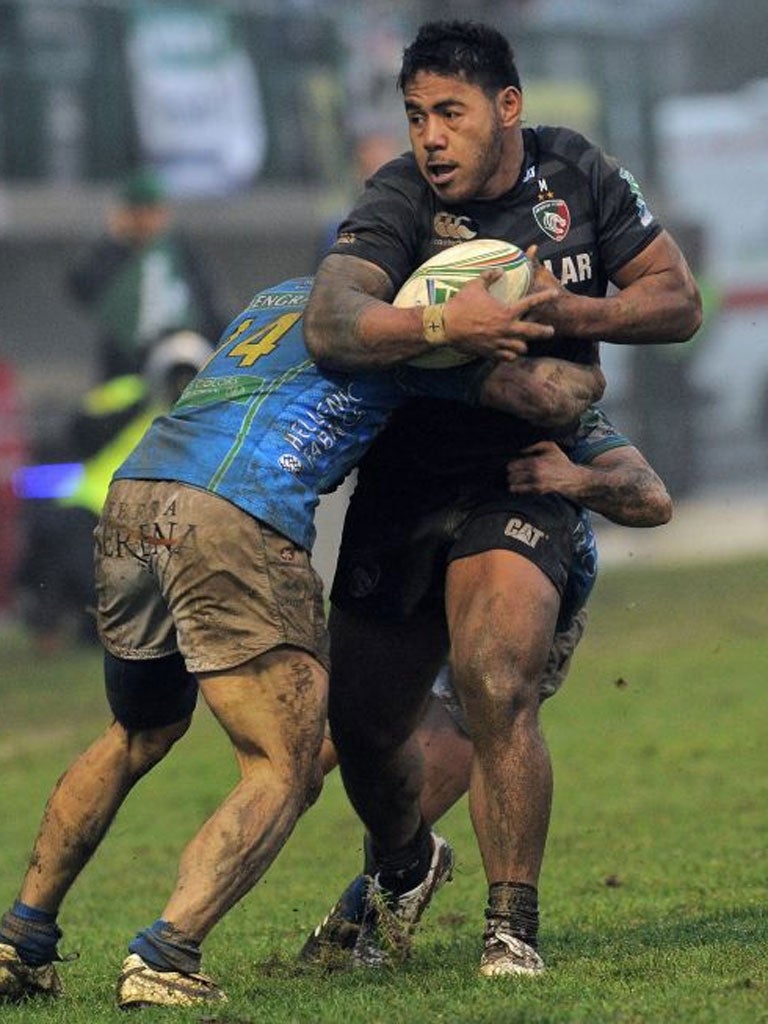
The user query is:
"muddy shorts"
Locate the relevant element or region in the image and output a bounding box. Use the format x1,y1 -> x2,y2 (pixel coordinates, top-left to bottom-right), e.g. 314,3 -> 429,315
331,482 -> 584,627
95,479 -> 329,673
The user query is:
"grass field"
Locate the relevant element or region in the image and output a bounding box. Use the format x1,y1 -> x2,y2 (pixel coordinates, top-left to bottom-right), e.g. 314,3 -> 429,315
1,556 -> 766,1023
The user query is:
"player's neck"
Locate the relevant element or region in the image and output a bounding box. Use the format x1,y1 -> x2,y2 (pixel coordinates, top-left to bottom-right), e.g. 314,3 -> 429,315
480,128 -> 525,201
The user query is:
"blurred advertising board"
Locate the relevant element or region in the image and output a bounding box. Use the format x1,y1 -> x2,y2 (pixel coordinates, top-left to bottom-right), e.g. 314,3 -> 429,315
126,5 -> 266,197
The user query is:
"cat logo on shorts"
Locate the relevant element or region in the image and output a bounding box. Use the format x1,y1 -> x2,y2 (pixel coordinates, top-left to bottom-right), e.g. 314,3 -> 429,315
504,517 -> 547,548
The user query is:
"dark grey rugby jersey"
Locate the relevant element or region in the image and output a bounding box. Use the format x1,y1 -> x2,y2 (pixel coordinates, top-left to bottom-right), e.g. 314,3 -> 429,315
328,125 -> 661,475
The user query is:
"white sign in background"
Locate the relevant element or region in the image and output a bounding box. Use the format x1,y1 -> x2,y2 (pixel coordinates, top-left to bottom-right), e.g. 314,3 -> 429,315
655,80 -> 768,288
127,6 -> 267,198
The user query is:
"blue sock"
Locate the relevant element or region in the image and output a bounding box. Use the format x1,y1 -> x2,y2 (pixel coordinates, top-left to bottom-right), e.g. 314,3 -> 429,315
10,900 -> 57,925
128,920 -> 201,975
0,902 -> 61,966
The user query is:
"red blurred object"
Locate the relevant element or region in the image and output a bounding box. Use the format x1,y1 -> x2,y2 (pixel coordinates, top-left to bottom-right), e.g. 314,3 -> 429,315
0,361 -> 27,613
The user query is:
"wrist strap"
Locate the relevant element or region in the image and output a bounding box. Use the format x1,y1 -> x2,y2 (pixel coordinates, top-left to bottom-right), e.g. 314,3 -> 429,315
422,304 -> 448,346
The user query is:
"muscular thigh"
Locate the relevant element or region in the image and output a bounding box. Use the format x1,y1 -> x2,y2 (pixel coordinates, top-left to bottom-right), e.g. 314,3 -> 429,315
445,494 -> 579,709
327,605 -> 448,752
199,649 -> 328,774
447,550 -> 560,686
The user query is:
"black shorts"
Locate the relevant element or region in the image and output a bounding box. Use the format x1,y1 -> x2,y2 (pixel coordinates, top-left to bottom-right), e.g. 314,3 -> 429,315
330,473 -> 581,623
104,650 -> 198,730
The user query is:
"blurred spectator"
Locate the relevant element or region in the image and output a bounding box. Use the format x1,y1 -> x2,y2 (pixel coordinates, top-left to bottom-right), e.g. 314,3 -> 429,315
315,126 -> 405,264
67,169 -> 225,380
15,330 -> 214,653
0,361 -> 26,619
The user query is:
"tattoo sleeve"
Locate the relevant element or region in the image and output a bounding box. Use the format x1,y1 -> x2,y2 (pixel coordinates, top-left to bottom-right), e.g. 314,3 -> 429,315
304,254 -> 431,370
577,449 -> 672,527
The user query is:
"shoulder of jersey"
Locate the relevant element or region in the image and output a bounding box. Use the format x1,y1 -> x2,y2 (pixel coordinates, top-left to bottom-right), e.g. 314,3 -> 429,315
368,153 -> 430,197
534,124 -> 599,161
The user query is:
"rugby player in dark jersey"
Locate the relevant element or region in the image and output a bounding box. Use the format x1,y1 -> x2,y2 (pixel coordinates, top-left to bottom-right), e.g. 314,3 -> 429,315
303,20 -> 701,977
300,412 -> 673,966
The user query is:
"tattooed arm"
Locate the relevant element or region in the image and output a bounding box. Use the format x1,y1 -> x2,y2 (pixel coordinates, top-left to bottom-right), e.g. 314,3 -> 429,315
479,357 -> 605,428
304,253 -> 558,371
505,440 -> 672,527
529,231 -> 702,346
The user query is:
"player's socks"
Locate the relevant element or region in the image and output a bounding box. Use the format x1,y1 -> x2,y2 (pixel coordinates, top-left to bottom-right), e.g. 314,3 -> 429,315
362,832 -> 376,875
373,819 -> 433,896
486,881 -> 539,947
128,920 -> 202,975
0,902 -> 62,965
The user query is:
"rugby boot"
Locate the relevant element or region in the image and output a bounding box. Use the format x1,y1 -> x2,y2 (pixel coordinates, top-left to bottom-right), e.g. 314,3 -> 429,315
352,833 -> 454,968
299,873 -> 369,963
0,943 -> 63,1001
478,920 -> 545,977
115,953 -> 227,1009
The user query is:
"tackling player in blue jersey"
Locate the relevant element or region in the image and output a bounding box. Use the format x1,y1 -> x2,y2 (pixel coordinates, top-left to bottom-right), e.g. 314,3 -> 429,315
0,274 -> 602,1008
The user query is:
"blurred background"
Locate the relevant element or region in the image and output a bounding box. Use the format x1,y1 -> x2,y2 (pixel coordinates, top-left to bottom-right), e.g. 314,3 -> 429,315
1,0 -> 767,645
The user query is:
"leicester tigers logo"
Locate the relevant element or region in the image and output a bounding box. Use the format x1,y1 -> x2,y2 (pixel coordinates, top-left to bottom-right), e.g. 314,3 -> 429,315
533,199 -> 571,242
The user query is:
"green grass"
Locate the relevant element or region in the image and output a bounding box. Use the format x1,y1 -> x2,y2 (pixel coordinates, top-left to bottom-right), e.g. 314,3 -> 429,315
1,557 -> 767,1022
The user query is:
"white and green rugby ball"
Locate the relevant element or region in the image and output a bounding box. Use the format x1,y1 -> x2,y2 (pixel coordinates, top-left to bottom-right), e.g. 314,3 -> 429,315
395,238 -> 533,369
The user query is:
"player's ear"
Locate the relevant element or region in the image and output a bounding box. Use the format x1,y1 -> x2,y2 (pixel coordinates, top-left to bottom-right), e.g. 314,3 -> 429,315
497,86 -> 523,128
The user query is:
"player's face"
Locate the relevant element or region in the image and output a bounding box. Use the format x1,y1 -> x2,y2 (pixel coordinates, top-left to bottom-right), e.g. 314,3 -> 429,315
403,72 -> 521,203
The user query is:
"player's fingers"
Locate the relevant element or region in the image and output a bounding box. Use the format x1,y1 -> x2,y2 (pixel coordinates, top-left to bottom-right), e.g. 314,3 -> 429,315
515,288 -> 558,313
509,320 -> 555,341
476,269 -> 505,289
530,262 -> 561,291
494,339 -> 528,361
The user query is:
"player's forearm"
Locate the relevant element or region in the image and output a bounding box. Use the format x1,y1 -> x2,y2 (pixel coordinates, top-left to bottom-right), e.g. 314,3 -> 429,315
305,255 -> 430,370
566,462 -> 673,526
480,358 -> 605,427
560,276 -> 701,345
547,233 -> 702,345
306,255 -> 557,371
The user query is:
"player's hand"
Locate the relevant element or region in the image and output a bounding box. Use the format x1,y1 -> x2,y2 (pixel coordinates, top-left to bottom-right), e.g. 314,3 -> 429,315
506,441 -> 585,495
524,249 -> 589,332
442,271 -> 558,363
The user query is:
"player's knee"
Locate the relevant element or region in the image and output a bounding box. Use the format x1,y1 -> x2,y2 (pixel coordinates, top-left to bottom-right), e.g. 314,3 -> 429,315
331,681 -> 426,755
123,717 -> 192,776
454,652 -> 541,728
330,715 -> 410,762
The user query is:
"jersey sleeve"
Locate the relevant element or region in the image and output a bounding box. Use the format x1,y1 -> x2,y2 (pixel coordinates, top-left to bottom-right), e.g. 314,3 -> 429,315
589,145 -> 662,277
326,157 -> 424,290
563,406 -> 631,464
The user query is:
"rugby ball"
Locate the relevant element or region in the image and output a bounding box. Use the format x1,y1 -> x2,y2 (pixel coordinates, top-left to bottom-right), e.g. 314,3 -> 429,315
394,238 -> 533,368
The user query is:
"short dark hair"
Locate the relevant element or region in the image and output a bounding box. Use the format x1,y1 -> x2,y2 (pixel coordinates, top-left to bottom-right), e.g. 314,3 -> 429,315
397,21 -> 521,96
